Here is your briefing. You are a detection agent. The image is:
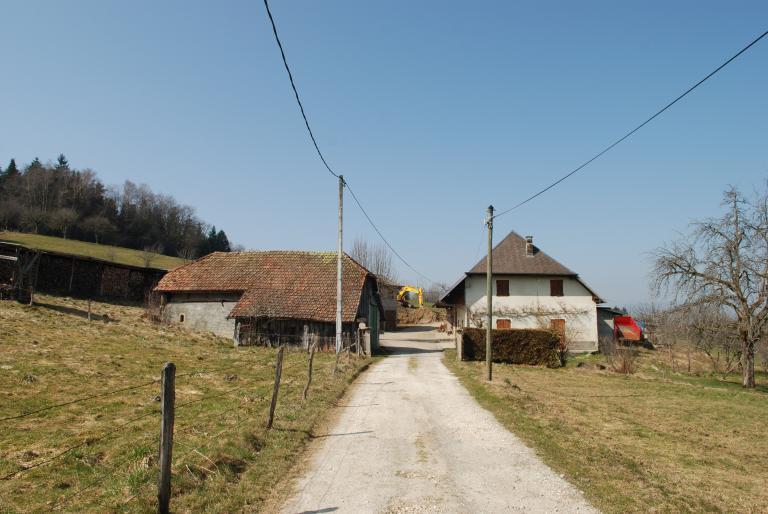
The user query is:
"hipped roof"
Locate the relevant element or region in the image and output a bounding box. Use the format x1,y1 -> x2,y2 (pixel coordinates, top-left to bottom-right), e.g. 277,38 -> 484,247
155,251 -> 373,322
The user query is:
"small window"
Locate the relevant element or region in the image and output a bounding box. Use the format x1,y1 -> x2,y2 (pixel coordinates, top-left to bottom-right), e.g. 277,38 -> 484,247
550,279 -> 564,297
179,314 -> 185,323
496,279 -> 509,297
496,319 -> 511,329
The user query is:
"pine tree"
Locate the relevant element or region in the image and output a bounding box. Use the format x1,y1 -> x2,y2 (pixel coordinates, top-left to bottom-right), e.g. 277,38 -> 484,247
215,230 -> 231,252
28,157 -> 42,171
56,154 -> 69,171
5,159 -> 19,177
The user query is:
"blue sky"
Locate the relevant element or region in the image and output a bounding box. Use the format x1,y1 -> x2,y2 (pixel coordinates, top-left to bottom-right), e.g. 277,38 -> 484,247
1,1 -> 766,306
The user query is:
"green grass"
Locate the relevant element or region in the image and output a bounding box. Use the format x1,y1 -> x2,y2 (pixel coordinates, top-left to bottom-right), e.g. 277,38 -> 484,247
444,349 -> 768,513
0,231 -> 188,270
0,294 -> 370,513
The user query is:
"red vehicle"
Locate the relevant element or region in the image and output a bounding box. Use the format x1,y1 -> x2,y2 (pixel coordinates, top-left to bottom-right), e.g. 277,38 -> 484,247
613,315 -> 643,342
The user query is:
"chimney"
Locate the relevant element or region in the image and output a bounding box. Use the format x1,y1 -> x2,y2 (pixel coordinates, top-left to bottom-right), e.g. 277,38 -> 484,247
525,236 -> 534,257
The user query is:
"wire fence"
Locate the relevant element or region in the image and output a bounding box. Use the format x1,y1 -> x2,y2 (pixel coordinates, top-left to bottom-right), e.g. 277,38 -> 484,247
0,338 -> 369,513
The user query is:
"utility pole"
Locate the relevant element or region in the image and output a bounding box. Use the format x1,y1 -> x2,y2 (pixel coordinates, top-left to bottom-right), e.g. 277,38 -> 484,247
485,205 -> 494,381
336,175 -> 344,354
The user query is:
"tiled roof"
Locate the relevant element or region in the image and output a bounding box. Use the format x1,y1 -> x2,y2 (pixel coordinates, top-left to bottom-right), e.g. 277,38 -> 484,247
468,231 -> 576,275
155,251 -> 371,322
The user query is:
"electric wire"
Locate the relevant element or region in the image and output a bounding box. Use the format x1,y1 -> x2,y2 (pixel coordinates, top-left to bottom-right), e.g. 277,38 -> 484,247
262,0 -> 435,285
492,28 -> 768,220
263,0 -> 338,179
345,181 -> 437,285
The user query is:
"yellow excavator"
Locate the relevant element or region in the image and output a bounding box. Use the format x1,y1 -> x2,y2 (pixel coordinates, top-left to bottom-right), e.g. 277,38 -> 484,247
397,285 -> 424,308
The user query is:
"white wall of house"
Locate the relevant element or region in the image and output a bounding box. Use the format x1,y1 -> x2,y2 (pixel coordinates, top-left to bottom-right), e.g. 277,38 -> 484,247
162,292 -> 241,339
459,274 -> 599,352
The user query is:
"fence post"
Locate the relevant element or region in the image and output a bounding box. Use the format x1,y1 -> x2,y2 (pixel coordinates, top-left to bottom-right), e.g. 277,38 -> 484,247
157,362 -> 176,514
267,346 -> 285,429
303,341 -> 316,400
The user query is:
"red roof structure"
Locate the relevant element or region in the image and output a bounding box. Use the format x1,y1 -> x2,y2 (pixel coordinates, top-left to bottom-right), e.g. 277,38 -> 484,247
155,251 -> 374,323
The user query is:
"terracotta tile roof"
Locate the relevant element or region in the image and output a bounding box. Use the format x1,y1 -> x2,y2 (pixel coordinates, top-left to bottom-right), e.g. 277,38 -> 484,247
155,251 -> 372,322
468,231 -> 576,275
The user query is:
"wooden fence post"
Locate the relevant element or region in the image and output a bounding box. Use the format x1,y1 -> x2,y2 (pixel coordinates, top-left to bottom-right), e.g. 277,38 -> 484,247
303,341 -> 316,400
267,346 -> 285,429
157,362 -> 176,514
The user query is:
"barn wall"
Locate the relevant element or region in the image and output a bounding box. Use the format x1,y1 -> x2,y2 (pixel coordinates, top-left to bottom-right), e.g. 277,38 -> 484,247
163,292 -> 240,339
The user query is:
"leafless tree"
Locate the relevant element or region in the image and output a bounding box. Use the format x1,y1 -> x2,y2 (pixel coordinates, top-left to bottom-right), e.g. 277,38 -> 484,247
48,208 -> 78,239
349,237 -> 397,284
79,215 -> 114,243
653,186 -> 768,388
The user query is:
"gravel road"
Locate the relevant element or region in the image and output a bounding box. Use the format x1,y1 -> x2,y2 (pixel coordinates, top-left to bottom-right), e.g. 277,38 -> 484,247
280,326 -> 597,514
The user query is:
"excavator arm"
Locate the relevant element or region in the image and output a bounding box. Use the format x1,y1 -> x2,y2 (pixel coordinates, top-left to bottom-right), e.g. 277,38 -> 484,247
397,286 -> 424,308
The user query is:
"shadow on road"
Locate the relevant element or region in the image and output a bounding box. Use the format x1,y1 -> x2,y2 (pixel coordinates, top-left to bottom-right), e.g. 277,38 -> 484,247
392,325 -> 437,333
380,346 -> 444,355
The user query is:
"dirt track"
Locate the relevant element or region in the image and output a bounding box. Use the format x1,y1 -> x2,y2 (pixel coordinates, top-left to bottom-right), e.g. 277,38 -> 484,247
279,326 -> 596,513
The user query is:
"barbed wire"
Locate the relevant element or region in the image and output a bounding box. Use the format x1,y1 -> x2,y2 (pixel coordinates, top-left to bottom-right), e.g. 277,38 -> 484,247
1,406 -> 158,481
0,379 -> 159,423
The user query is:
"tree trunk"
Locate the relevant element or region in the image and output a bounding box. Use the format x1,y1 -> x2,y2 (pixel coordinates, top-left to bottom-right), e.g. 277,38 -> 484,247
742,340 -> 755,388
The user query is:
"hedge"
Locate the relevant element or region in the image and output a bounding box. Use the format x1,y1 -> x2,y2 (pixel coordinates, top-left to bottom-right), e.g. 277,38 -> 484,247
461,328 -> 560,368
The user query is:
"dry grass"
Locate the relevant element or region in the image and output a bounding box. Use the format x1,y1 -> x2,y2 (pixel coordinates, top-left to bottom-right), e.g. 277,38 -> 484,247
444,349 -> 768,513
0,294 -> 370,513
0,231 -> 188,270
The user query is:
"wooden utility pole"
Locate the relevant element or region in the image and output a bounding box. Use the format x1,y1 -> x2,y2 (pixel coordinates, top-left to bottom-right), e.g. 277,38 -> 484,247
267,346 -> 285,429
335,175 -> 344,354
485,205 -> 494,381
157,362 -> 176,514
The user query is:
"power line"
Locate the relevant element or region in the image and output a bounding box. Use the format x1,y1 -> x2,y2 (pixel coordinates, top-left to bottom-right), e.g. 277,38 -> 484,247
262,0 -> 436,285
345,181 -> 437,285
263,0 -> 338,179
493,28 -> 768,220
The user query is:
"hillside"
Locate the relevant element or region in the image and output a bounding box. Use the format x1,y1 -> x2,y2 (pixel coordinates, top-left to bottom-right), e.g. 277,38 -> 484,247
0,294 -> 369,512
0,231 -> 188,270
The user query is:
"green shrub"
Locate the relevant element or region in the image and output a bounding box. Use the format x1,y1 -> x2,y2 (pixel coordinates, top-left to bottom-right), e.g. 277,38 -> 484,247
462,328 -> 560,368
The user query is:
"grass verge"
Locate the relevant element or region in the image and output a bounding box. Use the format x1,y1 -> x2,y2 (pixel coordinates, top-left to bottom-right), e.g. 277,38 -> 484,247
443,349 -> 768,513
0,294 -> 370,513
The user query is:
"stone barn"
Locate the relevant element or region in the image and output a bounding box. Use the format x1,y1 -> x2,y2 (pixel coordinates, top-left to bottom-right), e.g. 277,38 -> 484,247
154,251 -> 385,351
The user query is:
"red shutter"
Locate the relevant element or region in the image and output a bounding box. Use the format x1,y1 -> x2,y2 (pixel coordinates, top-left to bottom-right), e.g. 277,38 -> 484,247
550,279 -> 564,297
496,319 -> 511,329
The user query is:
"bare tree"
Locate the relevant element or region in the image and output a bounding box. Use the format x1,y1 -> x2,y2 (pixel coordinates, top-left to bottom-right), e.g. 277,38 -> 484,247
653,186 -> 768,388
48,208 -> 78,239
79,215 -> 114,243
349,237 -> 397,283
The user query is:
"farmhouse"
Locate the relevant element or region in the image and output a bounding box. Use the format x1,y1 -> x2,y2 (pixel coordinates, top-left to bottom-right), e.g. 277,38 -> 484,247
154,251 -> 384,350
440,231 -> 603,352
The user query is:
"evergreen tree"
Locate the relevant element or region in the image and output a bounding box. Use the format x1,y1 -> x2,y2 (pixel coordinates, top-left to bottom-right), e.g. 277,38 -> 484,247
5,158 -> 19,177
56,154 -> 69,171
28,157 -> 43,171
215,230 -> 231,252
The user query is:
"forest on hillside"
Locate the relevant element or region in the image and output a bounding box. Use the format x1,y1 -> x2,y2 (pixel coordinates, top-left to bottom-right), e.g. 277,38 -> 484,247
0,155 -> 233,258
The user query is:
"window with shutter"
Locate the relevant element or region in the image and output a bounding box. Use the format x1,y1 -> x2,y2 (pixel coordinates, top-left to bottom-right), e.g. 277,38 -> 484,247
496,319 -> 511,329
496,279 -> 509,297
550,279 -> 564,297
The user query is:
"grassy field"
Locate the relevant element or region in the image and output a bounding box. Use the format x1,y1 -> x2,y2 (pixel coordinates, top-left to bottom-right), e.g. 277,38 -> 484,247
0,231 -> 188,270
0,294 -> 370,513
444,349 -> 768,513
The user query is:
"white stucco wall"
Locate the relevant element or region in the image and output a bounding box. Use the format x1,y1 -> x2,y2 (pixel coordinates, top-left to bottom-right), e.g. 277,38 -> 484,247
460,275 -> 598,352
162,292 -> 240,339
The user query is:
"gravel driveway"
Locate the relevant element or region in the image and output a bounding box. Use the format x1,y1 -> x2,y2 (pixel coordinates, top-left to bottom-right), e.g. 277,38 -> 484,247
280,326 -> 597,514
